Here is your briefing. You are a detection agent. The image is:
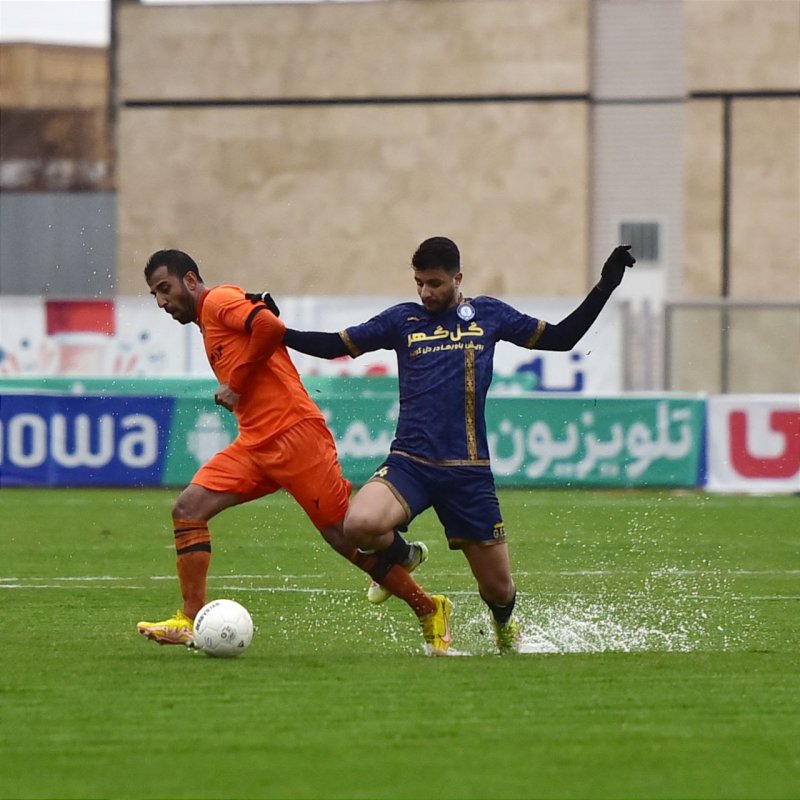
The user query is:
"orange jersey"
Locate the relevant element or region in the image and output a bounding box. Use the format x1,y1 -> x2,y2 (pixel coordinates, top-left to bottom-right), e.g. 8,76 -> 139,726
196,285 -> 323,447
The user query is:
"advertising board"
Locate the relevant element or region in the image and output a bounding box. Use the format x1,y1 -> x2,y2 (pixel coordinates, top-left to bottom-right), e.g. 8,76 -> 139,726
706,395 -> 800,494
1,386 -> 704,489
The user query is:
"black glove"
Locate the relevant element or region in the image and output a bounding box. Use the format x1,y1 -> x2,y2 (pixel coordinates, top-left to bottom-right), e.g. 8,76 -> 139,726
244,291 -> 280,317
598,245 -> 635,292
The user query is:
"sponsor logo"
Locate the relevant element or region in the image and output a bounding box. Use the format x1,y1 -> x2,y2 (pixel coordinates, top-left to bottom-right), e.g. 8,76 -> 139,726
208,343 -> 224,366
0,411 -> 158,469
0,394 -> 172,486
187,412 -> 232,465
729,409 -> 800,479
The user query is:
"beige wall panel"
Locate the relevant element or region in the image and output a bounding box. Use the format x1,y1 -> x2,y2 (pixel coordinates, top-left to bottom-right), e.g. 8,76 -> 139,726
728,307 -> 800,392
667,305 -> 800,392
117,102 -> 587,297
686,0 -> 800,91
668,306 -> 723,391
118,0 -> 588,101
684,100 -> 723,297
730,99 -> 800,298
0,44 -> 107,109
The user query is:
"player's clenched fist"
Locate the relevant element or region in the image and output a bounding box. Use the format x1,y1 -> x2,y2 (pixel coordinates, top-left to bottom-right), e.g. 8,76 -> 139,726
598,245 -> 636,292
214,384 -> 240,412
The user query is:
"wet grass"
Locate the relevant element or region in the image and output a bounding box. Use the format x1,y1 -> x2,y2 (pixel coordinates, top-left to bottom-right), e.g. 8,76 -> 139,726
1,488 -> 798,799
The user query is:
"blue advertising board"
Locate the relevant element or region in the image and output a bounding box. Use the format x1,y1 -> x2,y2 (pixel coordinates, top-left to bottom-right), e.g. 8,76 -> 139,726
0,394 -> 174,487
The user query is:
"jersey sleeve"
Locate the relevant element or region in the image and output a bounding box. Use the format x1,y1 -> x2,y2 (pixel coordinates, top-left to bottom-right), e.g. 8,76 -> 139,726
339,307 -> 400,357
206,286 -> 282,334
489,297 -> 547,349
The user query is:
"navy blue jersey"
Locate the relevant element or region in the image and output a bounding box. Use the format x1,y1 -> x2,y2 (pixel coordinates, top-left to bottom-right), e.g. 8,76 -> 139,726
340,296 -> 545,464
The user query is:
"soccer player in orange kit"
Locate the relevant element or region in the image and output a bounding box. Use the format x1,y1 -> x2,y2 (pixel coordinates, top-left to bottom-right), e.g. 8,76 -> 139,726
137,250 -> 452,655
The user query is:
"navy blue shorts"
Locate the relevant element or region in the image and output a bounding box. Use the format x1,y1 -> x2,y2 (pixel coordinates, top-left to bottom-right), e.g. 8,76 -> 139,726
369,453 -> 506,549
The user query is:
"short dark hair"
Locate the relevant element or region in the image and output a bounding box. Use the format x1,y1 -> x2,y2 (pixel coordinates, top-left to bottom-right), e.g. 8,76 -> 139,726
144,249 -> 203,282
412,237 -> 460,275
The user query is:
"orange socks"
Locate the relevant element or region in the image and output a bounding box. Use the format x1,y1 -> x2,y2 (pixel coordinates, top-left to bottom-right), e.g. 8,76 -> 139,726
351,551 -> 436,618
174,519 -> 211,620
382,564 -> 437,617
172,519 -> 435,621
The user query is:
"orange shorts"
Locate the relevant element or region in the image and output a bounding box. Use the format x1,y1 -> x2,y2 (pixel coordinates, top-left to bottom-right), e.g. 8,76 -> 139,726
192,416 -> 351,531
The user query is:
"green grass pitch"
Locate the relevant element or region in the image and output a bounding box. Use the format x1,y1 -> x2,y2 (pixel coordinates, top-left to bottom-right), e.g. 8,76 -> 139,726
1,488 -> 798,799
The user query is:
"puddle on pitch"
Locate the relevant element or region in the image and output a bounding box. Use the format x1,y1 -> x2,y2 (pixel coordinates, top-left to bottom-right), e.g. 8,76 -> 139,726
455,567 -> 746,655
234,564 -> 749,656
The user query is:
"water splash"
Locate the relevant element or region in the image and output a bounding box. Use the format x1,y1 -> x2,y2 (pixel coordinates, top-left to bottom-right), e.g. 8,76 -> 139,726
218,561 -> 749,656
453,566 -> 744,655
516,596 -> 701,653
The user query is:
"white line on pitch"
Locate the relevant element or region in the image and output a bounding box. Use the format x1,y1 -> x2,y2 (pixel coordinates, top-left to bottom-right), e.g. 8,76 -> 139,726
216,586 -> 483,597
2,582 -> 797,602
150,573 -> 326,581
2,569 -> 798,584
750,595 -> 800,600
456,569 -> 800,577
0,584 -> 145,590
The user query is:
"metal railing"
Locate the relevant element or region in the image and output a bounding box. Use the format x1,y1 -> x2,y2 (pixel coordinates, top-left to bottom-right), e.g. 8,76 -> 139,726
664,300 -> 800,393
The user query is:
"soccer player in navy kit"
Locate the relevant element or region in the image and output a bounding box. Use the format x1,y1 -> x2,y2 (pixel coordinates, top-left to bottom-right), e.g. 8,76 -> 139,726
249,237 -> 634,653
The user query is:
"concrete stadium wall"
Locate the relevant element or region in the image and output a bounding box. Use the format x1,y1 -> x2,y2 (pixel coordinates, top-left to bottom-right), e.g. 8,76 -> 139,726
0,44 -> 112,190
685,0 -> 800,92
0,44 -> 107,109
683,0 -> 800,301
117,0 -> 588,101
115,0 -> 590,297
115,0 -> 798,302
116,101 -> 588,297
113,0 -> 799,398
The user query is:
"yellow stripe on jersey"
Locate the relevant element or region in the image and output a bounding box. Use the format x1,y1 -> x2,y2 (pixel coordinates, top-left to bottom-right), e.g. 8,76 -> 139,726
524,318 -> 547,348
464,345 -> 478,460
340,329 -> 361,357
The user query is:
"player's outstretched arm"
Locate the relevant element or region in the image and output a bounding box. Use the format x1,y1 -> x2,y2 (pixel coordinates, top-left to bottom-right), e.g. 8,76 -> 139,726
534,245 -> 635,351
283,329 -> 350,359
245,289 -> 351,358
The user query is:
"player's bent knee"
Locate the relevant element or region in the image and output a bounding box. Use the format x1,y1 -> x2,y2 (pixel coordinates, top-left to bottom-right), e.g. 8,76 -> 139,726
480,576 -> 516,606
171,494 -> 200,522
343,511 -> 383,548
318,525 -> 353,558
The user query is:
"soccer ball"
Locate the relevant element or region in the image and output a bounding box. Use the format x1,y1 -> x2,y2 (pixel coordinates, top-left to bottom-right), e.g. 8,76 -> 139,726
193,599 -> 254,658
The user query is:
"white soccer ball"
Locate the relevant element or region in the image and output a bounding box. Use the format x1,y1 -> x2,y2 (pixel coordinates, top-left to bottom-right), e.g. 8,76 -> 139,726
193,599 -> 254,658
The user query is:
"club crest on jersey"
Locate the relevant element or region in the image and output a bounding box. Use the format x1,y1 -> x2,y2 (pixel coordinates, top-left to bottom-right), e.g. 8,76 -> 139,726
209,344 -> 224,365
457,302 -> 475,321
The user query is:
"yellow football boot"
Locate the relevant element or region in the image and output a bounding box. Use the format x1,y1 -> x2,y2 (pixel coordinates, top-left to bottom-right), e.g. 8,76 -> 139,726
136,610 -> 195,646
420,595 -> 453,656
493,617 -> 522,654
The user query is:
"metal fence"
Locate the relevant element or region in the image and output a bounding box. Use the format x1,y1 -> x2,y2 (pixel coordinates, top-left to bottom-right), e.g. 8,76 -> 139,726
664,300 -> 800,393
0,192 -> 115,296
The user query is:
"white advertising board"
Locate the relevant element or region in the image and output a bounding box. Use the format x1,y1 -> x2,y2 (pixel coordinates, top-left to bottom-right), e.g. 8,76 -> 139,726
0,295 -> 623,392
706,394 -> 800,494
